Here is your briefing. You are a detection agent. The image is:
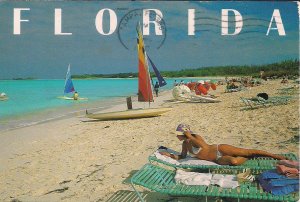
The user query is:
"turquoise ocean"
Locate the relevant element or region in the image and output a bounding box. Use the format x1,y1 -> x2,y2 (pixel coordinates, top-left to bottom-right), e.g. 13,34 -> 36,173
0,78 -> 205,131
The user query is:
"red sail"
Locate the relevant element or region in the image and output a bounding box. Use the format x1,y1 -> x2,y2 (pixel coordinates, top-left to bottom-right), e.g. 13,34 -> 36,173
137,27 -> 154,102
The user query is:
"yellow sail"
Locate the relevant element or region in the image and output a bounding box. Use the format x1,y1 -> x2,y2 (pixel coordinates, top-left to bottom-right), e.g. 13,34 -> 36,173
137,25 -> 153,102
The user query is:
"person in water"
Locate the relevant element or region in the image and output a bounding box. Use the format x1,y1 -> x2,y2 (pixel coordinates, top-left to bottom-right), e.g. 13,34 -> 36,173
73,91 -> 79,100
160,124 -> 286,166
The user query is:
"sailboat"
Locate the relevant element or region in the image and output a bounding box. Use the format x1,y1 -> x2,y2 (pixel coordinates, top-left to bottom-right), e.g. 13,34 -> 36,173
86,25 -> 171,120
57,64 -> 88,101
147,55 -> 167,88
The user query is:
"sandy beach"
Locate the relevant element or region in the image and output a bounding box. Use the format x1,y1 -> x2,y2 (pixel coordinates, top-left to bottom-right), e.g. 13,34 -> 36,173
0,80 -> 298,202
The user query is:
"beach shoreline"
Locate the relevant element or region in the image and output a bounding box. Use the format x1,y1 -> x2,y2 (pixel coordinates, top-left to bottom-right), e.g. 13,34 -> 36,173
0,79 -> 298,201
0,77 -> 220,132
0,88 -> 173,133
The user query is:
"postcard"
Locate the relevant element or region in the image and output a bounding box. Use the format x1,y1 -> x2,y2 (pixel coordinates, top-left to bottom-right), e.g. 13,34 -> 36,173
0,1 -> 299,201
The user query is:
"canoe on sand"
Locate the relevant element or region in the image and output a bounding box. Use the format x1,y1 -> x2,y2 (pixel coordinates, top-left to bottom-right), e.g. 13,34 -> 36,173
86,107 -> 172,120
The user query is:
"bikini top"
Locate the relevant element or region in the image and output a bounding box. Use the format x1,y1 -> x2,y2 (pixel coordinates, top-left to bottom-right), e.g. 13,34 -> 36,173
191,145 -> 202,155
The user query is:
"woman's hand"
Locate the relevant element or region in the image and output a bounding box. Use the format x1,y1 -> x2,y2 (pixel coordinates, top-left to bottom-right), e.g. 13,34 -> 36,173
183,130 -> 192,137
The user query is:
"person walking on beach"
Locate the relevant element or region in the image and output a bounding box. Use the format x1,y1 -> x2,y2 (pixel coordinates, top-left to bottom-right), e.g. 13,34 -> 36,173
160,124 -> 286,166
154,81 -> 159,97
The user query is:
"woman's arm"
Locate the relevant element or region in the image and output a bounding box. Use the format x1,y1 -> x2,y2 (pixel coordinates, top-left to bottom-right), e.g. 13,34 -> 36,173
160,141 -> 188,160
184,131 -> 208,148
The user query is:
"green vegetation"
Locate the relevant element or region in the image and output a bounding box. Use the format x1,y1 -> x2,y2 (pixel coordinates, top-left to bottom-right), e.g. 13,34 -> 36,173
12,77 -> 36,80
73,72 -> 137,79
72,59 -> 299,79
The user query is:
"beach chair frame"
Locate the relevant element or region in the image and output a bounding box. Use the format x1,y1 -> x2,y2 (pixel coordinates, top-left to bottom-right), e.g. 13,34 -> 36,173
277,87 -> 298,95
240,96 -> 291,110
131,163 -> 299,202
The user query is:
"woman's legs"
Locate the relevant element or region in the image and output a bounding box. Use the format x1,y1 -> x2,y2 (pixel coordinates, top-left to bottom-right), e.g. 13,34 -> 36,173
217,156 -> 248,166
219,144 -> 286,160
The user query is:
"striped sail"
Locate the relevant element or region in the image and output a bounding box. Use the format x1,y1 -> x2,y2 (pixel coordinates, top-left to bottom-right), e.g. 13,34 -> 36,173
137,25 -> 154,102
64,64 -> 75,94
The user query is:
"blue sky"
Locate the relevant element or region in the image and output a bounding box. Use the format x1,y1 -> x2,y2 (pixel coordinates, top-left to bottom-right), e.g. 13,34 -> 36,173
0,1 -> 298,79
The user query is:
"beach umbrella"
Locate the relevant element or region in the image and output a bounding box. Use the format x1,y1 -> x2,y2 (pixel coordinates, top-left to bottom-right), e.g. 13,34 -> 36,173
211,83 -> 217,90
196,84 -> 208,95
198,80 -> 205,84
187,82 -> 197,91
204,81 -> 211,91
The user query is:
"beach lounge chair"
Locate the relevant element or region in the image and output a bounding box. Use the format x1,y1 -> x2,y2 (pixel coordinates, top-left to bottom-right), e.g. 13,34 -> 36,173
149,149 -> 297,173
131,163 -> 299,202
277,87 -> 298,95
225,85 -> 246,93
240,95 -> 292,109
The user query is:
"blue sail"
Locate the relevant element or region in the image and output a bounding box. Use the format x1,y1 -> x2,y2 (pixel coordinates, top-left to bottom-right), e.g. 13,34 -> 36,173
64,65 -> 75,94
147,55 -> 167,87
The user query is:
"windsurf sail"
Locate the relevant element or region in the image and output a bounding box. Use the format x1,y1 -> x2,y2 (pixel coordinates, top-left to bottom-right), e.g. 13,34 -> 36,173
147,54 -> 167,87
64,64 -> 75,94
137,24 -> 154,102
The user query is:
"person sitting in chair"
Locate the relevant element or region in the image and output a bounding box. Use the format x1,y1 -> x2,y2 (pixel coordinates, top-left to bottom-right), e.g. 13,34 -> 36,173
160,124 -> 286,166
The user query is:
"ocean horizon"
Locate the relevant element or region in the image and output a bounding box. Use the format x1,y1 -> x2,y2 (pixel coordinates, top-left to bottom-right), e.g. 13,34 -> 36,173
0,77 -> 212,131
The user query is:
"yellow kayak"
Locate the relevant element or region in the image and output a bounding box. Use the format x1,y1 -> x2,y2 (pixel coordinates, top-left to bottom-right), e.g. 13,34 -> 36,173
86,107 -> 172,120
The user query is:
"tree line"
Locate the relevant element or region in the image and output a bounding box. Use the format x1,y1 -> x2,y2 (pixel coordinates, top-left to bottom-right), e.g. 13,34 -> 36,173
72,59 -> 299,79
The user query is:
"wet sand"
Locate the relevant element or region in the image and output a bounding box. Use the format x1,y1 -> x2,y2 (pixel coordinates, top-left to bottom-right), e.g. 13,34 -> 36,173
0,80 -> 298,201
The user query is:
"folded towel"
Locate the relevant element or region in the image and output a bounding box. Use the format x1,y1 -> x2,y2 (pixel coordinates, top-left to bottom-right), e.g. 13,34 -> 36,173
211,174 -> 239,189
154,147 -> 219,166
259,170 -> 286,180
175,170 -> 239,188
277,160 -> 299,169
154,150 -> 180,165
258,177 -> 299,195
258,170 -> 300,195
276,165 -> 299,178
268,178 -> 299,186
175,170 -> 212,186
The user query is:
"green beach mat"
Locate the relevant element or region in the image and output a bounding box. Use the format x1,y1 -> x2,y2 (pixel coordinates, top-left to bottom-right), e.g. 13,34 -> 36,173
131,163 -> 299,202
149,153 -> 298,172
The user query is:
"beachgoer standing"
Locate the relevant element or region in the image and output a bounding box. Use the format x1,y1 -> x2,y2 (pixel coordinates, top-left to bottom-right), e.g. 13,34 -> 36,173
173,80 -> 178,86
154,81 -> 159,97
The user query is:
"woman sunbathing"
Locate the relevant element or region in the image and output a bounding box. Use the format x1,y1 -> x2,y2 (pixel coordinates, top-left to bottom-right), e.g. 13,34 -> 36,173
160,124 -> 286,166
